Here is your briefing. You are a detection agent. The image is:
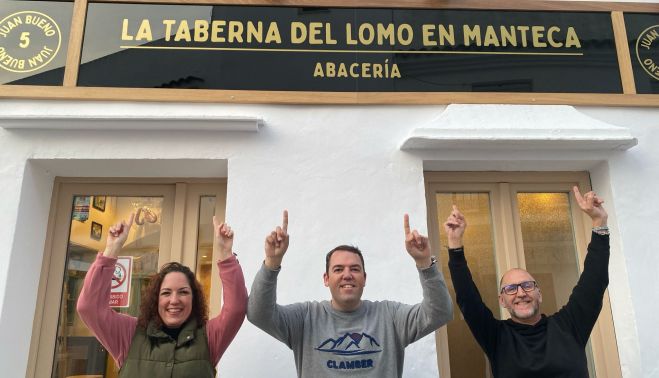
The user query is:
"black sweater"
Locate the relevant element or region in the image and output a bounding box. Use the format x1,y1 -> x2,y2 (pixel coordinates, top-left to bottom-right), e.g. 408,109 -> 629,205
448,232 -> 610,378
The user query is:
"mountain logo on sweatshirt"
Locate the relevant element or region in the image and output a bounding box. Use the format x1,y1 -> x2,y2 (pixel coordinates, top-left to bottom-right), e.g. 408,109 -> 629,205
315,332 -> 382,356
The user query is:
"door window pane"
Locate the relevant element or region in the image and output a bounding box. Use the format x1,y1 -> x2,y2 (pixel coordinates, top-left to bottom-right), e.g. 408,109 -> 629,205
517,193 -> 578,312
516,192 -> 595,377
195,196 -> 217,302
52,196 -> 163,378
437,193 -> 498,378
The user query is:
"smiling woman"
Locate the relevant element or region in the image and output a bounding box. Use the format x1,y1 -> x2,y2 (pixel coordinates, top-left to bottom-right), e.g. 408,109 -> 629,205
140,262 -> 202,331
76,214 -> 248,377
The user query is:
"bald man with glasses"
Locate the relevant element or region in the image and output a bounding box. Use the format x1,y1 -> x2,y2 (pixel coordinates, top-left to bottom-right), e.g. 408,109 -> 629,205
445,186 -> 610,378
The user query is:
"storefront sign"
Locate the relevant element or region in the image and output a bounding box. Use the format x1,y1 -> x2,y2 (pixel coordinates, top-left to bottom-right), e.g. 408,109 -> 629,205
110,256 -> 133,308
626,13 -> 659,94
0,11 -> 61,73
3,2 -> 658,96
0,1 -> 71,85
74,4 -> 622,93
637,26 -> 659,80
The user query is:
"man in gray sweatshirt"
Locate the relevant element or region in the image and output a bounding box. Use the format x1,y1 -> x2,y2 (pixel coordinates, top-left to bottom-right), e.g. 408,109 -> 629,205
247,210 -> 453,377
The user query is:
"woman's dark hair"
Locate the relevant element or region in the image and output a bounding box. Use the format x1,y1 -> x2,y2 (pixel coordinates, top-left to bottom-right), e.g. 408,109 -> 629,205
137,262 -> 208,329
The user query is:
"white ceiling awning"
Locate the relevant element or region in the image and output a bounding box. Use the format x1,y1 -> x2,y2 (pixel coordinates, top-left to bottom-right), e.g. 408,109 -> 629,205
401,104 -> 638,151
0,100 -> 262,131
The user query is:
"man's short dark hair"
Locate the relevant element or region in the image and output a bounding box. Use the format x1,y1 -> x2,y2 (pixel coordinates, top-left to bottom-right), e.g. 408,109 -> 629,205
325,245 -> 365,274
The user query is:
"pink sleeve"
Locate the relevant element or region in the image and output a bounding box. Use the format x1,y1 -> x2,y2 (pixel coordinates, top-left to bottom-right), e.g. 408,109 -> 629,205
76,253 -> 137,368
207,254 -> 248,365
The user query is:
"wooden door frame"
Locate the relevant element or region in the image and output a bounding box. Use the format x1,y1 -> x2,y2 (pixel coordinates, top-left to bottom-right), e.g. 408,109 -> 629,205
424,171 -> 620,378
27,178 -> 227,378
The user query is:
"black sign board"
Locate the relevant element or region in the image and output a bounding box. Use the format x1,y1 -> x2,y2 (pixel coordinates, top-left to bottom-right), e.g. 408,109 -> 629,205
625,13 -> 659,94
0,1 -> 72,85
73,4 -> 623,93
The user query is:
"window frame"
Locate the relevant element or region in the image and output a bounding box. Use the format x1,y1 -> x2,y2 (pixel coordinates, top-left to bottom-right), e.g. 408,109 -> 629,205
0,0 -> 657,106
424,171 -> 621,378
27,178 -> 227,378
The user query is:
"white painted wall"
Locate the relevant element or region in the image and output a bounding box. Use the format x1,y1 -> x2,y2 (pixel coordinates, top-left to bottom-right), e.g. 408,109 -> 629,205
579,107 -> 659,378
0,101 -> 657,378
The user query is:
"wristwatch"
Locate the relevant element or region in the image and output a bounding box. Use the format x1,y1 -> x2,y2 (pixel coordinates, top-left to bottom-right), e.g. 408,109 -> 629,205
428,256 -> 437,268
592,226 -> 610,235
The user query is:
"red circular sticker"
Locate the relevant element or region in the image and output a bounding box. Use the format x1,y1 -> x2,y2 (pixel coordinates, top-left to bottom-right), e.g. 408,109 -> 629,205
111,262 -> 127,289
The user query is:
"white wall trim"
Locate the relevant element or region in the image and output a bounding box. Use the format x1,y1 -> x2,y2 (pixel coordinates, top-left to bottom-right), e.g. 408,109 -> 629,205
401,104 -> 638,151
0,100 -> 263,131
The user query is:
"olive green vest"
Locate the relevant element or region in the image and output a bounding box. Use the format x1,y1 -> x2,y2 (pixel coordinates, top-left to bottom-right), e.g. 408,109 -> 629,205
119,319 -> 215,378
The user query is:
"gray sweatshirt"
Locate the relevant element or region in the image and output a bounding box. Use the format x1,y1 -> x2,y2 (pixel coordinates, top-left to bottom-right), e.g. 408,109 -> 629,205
247,263 -> 453,377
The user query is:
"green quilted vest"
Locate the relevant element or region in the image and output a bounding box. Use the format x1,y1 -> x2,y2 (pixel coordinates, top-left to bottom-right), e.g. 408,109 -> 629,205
119,319 -> 215,378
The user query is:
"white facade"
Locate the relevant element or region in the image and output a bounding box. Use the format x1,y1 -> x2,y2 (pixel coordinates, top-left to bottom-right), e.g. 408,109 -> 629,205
0,101 -> 657,377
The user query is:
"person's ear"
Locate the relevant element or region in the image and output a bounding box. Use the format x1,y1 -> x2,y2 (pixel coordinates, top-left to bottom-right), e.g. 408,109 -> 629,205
498,294 -> 505,308
323,272 -> 329,287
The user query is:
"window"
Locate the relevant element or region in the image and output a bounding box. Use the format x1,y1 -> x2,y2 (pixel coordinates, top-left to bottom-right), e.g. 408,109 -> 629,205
425,172 -> 620,378
28,180 -> 226,378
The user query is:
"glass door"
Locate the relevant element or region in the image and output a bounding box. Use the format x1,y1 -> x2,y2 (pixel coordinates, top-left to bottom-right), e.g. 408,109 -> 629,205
52,195 -> 167,378
436,191 -> 499,378
425,172 -> 620,378
30,180 -> 227,378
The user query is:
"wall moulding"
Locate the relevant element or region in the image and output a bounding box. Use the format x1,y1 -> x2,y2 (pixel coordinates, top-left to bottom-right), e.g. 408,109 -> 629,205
0,100 -> 263,131
0,87 -> 657,107
400,104 -> 639,151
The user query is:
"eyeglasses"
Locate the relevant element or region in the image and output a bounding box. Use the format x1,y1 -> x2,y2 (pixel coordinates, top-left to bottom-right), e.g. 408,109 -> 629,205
500,280 -> 537,295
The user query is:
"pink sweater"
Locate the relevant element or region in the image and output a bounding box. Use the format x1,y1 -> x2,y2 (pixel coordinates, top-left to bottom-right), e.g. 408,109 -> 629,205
77,253 -> 247,368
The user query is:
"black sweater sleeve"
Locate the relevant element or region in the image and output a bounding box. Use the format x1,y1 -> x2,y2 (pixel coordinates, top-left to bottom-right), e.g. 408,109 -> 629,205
447,247 -> 500,356
554,232 -> 610,346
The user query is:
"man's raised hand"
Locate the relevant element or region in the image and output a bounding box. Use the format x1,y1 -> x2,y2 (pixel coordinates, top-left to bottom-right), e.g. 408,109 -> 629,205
213,216 -> 234,261
404,214 -> 432,269
264,210 -> 289,269
573,186 -> 608,227
444,205 -> 466,249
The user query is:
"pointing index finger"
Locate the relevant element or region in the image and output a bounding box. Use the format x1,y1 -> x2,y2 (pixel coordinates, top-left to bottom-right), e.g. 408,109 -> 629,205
572,186 -> 588,207
282,210 -> 289,233
403,214 -> 411,235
